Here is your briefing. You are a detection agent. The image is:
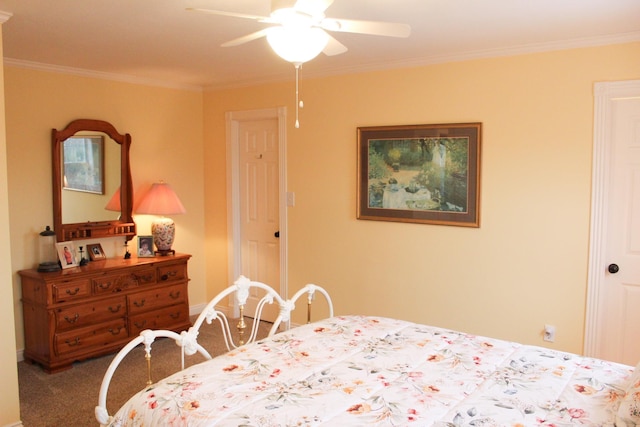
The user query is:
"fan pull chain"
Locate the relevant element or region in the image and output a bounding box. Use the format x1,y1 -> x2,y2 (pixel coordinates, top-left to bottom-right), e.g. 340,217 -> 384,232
295,64 -> 303,128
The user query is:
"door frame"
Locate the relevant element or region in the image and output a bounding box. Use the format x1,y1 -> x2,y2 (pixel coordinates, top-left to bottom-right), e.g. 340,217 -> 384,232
585,79 -> 640,357
225,107 -> 288,299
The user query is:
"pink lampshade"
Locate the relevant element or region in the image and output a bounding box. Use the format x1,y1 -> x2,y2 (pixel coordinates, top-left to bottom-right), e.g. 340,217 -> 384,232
136,182 -> 186,215
104,187 -> 121,212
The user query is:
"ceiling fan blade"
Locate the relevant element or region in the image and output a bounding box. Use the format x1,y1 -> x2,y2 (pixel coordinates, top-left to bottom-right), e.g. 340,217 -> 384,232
323,35 -> 348,56
221,29 -> 270,47
187,8 -> 274,23
322,18 -> 410,38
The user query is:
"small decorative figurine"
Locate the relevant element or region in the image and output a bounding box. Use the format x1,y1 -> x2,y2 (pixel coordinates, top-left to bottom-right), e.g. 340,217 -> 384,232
78,246 -> 89,266
123,240 -> 131,259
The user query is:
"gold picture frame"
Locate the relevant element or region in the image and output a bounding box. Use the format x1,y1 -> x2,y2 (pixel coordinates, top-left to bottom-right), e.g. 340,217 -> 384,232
137,235 -> 154,257
87,243 -> 106,261
357,122 -> 481,227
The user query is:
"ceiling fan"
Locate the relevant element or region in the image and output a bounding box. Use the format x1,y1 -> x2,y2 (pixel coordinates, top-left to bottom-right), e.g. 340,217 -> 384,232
189,0 -> 411,64
189,0 -> 410,128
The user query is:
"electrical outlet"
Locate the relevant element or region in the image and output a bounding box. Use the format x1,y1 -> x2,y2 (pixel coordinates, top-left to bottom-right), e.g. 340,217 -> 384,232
543,324 -> 556,342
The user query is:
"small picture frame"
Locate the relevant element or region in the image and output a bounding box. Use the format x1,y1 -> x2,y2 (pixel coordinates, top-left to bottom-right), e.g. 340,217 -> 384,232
137,236 -> 155,257
56,241 -> 78,269
87,243 -> 106,261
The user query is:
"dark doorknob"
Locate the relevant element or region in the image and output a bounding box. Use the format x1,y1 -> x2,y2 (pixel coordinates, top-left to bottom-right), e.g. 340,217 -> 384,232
274,231 -> 280,238
608,263 -> 619,274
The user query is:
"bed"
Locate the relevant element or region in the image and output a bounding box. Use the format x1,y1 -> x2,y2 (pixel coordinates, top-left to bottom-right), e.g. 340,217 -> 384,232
98,311 -> 640,426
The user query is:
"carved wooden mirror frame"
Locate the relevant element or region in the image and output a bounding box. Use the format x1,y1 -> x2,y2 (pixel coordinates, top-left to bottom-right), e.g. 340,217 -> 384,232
52,119 -> 136,242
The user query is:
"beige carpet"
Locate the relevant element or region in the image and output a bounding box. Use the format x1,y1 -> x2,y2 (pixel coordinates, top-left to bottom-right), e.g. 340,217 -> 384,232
18,318 -> 271,426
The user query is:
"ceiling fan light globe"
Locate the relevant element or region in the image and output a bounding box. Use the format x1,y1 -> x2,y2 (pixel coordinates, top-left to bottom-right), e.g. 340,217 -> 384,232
266,26 -> 329,64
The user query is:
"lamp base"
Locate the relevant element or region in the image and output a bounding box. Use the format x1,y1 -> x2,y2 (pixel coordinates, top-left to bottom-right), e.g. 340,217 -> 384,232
154,249 -> 175,256
151,217 -> 176,254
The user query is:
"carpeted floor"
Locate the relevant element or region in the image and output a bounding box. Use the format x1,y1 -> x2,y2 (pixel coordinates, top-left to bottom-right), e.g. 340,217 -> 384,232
18,318 -> 271,426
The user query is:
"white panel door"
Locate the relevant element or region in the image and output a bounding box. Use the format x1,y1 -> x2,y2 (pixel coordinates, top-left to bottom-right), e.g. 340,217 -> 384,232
599,96 -> 640,365
587,80 -> 640,365
238,118 -> 280,320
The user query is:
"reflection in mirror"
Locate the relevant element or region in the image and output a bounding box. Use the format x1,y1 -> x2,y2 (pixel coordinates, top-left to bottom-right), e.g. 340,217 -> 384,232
52,119 -> 136,242
61,133 -> 120,223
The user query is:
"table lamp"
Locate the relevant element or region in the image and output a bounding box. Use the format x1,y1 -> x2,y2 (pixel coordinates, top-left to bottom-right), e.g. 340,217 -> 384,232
136,181 -> 186,255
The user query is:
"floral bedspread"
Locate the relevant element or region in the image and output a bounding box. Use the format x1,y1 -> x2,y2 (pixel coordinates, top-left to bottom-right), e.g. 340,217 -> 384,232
108,315 -> 633,426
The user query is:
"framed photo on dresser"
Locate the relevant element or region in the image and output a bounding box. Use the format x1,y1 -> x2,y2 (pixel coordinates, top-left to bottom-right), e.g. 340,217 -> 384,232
87,243 -> 106,261
137,236 -> 154,257
56,241 -> 78,269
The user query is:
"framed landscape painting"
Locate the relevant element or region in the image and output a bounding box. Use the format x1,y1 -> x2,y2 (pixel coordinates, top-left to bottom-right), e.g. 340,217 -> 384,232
357,122 -> 481,227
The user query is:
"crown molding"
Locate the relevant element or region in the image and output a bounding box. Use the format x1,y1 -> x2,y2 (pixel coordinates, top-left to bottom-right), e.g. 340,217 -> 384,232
5,31 -> 639,92
3,58 -> 203,92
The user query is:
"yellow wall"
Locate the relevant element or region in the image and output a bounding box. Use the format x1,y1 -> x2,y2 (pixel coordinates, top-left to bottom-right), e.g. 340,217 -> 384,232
203,42 -> 640,354
5,67 -> 207,356
0,23 -> 22,426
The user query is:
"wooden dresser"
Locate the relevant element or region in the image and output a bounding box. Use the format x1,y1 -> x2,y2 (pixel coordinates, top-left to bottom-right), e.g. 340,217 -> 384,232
19,253 -> 191,373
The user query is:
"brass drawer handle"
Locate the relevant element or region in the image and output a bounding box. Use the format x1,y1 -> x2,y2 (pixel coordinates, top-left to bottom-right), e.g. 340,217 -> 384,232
64,313 -> 79,324
65,287 -> 80,296
65,337 -> 80,347
169,291 -> 181,299
133,299 -> 146,308
137,274 -> 154,282
98,282 -> 112,290
160,271 -> 177,281
108,304 -> 122,313
134,320 -> 147,329
169,312 -> 180,319
108,327 -> 123,335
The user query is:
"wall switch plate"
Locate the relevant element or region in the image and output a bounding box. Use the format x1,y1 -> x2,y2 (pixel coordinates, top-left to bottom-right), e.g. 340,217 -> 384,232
286,192 -> 295,207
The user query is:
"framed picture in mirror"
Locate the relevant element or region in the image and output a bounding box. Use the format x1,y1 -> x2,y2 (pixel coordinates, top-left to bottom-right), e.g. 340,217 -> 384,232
87,243 -> 106,261
62,135 -> 105,194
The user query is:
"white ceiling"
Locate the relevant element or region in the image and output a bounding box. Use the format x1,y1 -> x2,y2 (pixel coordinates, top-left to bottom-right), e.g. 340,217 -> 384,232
0,0 -> 638,90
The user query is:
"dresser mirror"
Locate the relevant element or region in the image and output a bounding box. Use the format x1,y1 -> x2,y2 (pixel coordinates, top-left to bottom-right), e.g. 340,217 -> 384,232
52,119 -> 136,242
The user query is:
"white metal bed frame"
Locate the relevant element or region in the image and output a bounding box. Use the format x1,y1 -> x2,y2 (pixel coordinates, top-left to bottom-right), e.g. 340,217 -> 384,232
95,275 -> 333,426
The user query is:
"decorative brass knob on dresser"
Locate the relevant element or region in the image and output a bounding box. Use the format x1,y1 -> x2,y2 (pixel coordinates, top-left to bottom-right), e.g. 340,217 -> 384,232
108,327 -> 123,335
65,338 -> 80,347
134,320 -> 147,329
160,271 -> 177,281
64,313 -> 79,324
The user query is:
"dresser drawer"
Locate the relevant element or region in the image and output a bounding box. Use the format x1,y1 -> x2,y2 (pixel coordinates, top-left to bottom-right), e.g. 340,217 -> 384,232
157,262 -> 187,284
133,268 -> 156,285
129,303 -> 190,336
52,279 -> 91,303
55,296 -> 126,331
128,283 -> 187,315
93,272 -> 139,294
54,319 -> 127,356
